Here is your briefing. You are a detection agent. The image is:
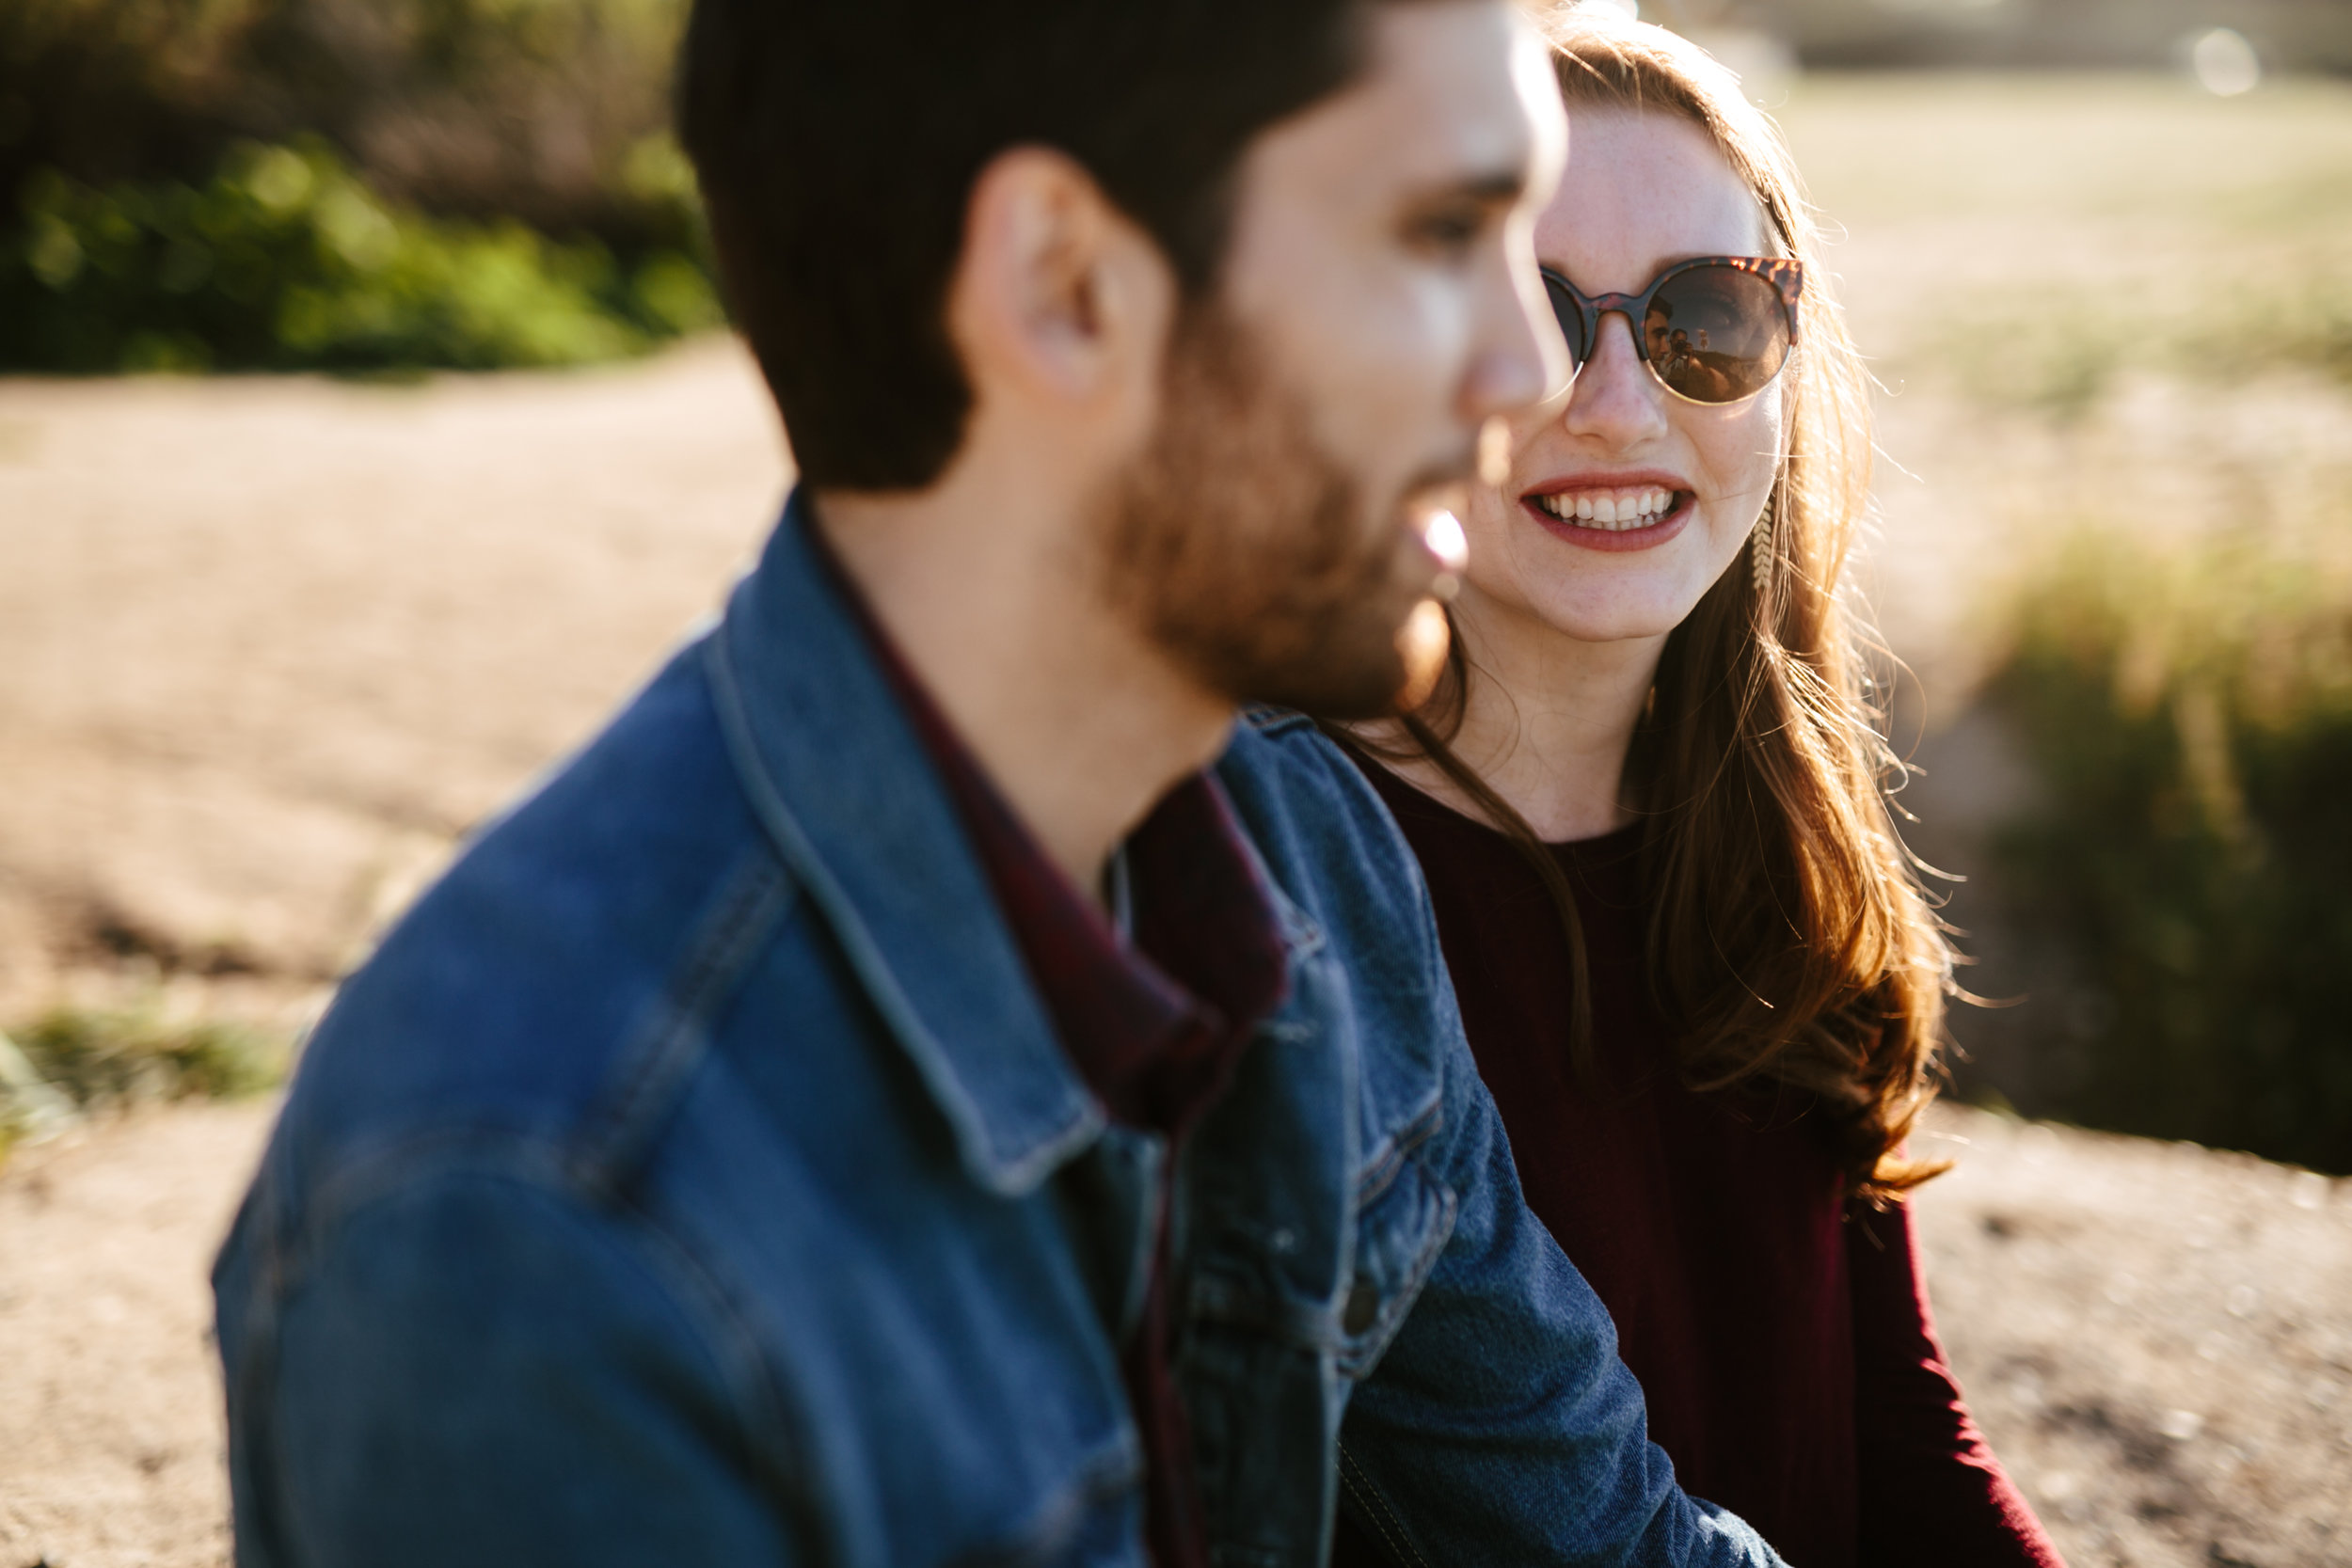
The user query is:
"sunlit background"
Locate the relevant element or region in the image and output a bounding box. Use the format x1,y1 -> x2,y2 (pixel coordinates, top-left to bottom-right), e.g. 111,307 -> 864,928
2,1 -> 2350,1564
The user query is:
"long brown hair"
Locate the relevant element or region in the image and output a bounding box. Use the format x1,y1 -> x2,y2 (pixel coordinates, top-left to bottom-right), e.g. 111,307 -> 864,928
1352,8 -> 1955,1202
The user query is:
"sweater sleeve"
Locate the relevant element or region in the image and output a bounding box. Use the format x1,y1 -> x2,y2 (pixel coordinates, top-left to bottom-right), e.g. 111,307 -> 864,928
1849,1196 -> 2067,1568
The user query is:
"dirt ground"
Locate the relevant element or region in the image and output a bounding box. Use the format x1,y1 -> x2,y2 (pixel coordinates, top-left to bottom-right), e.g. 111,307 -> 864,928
0,340 -> 788,1025
0,1101 -> 265,1568
1913,1111 -> 2352,1567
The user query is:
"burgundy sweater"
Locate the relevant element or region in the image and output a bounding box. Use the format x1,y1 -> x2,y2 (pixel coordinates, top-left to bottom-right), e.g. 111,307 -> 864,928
1341,761 -> 2063,1568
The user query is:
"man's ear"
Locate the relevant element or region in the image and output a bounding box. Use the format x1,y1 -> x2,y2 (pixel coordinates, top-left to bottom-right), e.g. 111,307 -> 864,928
947,147 -> 1175,418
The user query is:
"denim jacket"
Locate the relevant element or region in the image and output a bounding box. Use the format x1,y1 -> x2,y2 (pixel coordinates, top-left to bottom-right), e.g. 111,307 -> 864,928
214,492 -> 1783,1568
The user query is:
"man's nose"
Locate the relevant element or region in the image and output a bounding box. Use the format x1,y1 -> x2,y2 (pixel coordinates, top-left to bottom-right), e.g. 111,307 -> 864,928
1462,248 -> 1568,425
1560,312 -> 1670,446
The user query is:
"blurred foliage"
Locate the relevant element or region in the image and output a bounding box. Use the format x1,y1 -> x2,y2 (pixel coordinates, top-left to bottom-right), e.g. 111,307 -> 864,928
1785,74 -> 2352,421
1933,273 -> 2352,418
9,1003 -> 286,1114
0,0 -> 713,372
1987,534 -> 2352,1173
0,137 -> 719,372
0,0 -> 690,234
1773,0 -> 2352,74
0,1029 -> 76,1161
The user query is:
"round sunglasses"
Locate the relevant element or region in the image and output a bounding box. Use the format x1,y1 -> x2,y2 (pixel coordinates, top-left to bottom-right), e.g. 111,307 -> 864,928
1540,256 -> 1804,405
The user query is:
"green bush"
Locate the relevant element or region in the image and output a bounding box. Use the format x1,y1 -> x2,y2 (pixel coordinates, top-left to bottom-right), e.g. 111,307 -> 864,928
1986,534 -> 2352,1173
0,1028 -> 77,1158
10,1004 -> 286,1112
0,137 -> 721,372
0,0 -> 690,239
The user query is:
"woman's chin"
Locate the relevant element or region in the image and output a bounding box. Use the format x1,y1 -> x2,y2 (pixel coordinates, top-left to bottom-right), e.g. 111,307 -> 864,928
1518,570 -> 1722,647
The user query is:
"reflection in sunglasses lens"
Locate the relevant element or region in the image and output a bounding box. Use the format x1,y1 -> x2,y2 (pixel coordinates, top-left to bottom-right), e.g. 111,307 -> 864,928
1649,267 -> 1789,402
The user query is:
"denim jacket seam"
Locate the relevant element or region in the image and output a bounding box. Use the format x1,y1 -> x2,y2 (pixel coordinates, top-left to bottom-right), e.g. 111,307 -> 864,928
246,1117 -> 304,1308
569,847 -> 801,1196
1238,704 -> 1315,737
276,1135 -> 812,1507
1219,799 -> 1327,962
1335,1163 -> 1457,1383
595,1180 -> 818,1514
1336,1442 -> 1434,1568
1353,1090 -> 1444,1209
976,1433 -> 1147,1568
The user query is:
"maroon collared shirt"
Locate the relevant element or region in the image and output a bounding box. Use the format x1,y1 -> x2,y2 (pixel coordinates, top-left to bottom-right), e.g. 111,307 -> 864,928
812,527 -> 1290,1568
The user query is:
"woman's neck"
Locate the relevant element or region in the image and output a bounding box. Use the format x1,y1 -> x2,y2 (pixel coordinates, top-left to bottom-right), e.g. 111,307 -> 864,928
1380,585 -> 1666,844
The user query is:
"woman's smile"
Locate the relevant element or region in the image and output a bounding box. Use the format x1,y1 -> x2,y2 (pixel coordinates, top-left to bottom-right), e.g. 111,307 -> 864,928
1519,469 -> 1696,551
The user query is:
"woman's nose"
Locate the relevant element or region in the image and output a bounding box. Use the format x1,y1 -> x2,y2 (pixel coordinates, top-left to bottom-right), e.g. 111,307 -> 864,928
1561,310 -> 1670,449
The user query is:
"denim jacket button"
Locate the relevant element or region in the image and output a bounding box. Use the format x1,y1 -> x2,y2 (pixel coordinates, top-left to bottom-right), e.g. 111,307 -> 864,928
1342,1279 -> 1380,1338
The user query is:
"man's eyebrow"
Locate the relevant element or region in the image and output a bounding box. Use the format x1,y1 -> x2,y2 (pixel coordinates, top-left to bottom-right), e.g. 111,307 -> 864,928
1406,165 -> 1533,208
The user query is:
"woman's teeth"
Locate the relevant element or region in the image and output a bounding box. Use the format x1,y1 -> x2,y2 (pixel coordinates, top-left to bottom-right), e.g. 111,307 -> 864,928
1531,487 -> 1677,531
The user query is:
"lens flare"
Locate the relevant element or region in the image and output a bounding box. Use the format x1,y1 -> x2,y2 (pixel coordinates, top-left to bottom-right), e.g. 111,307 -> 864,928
1393,597 -> 1451,714
1422,508 -> 1466,604
2188,28 -> 2260,97
1423,508 -> 1468,572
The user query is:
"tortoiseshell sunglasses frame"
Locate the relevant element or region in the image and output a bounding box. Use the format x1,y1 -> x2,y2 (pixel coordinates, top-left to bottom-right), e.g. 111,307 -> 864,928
1539,255 -> 1805,405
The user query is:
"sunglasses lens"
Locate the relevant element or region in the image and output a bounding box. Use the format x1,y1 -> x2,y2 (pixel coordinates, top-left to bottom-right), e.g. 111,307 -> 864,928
1543,273 -> 1589,369
1645,266 -> 1791,402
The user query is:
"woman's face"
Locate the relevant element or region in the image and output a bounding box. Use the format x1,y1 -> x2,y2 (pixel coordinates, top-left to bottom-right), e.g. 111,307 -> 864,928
1455,107 -> 1785,650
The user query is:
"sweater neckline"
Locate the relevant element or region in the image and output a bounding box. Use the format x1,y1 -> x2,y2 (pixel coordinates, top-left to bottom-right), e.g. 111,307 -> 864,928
1359,757 -> 1645,861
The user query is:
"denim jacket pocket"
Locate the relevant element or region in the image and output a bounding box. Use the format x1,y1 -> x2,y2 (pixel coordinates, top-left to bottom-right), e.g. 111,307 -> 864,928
1335,1138 -> 1456,1382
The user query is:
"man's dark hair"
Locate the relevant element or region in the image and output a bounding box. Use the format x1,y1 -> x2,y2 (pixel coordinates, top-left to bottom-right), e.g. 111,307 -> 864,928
677,0 -> 1389,491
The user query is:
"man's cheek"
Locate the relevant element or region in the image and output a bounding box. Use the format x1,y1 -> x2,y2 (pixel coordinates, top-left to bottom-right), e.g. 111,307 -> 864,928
1372,288 -> 1471,449
1332,325 -> 1450,463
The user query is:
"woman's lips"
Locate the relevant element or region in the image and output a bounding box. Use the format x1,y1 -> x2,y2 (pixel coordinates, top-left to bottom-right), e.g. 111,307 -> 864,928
1518,487 -> 1695,553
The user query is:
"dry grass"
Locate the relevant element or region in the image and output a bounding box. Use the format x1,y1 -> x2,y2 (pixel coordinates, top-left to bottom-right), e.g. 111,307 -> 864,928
9,1005 -> 283,1113
1775,73 -> 2352,710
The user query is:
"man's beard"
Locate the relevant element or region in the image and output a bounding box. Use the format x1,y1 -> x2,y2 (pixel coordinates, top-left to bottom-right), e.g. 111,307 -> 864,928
1097,304 -> 1438,721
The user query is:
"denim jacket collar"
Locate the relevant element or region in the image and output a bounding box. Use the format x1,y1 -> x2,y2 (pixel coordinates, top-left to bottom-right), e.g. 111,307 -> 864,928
703,489 -> 1125,1196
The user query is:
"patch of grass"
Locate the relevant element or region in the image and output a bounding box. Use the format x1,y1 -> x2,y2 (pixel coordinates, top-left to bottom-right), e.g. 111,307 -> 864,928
1778,74 -> 2352,414
1927,270 -> 2352,417
1930,294 -> 2143,420
0,1031 -> 74,1160
1782,75 -> 2352,242
1984,531 -> 2352,1174
8,1005 -> 288,1113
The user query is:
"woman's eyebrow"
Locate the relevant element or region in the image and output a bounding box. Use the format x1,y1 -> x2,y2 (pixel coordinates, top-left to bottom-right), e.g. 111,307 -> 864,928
1541,245 -> 1777,279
